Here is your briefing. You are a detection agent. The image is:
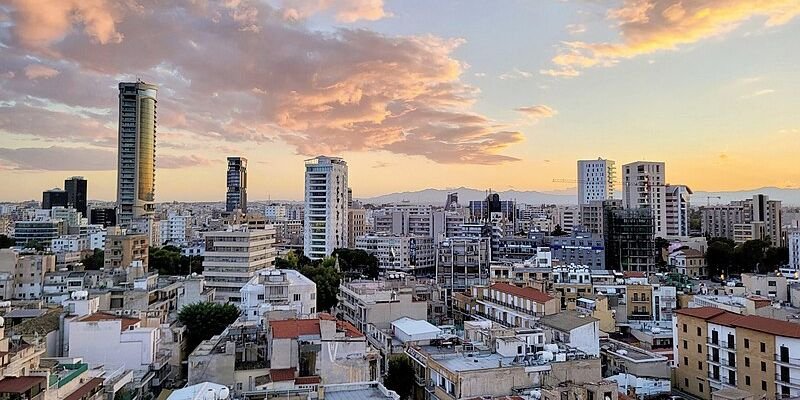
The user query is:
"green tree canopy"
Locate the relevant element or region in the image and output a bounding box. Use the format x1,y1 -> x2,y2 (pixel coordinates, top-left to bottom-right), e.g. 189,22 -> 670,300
332,248 -> 379,279
178,302 -> 240,352
148,246 -> 203,275
733,239 -> 770,274
0,235 -> 14,249
705,240 -> 734,278
276,250 -> 342,311
384,354 -> 415,400
81,248 -> 105,270
550,225 -> 568,237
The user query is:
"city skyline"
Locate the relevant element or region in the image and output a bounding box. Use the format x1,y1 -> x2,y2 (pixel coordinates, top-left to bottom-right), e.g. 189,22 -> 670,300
1,1 -> 800,202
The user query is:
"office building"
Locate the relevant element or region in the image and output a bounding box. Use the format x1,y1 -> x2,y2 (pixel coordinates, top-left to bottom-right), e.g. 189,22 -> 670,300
355,234 -> 435,275
347,208 -> 367,248
304,156 -> 348,259
116,81 -> 157,227
577,158 -> 616,206
550,231 -> 605,268
674,307 -> 800,399
469,193 -> 515,222
90,208 -> 116,227
604,208 -> 656,272
701,195 -> 782,247
581,199 -> 622,235
13,220 -> 65,247
226,156 -> 247,213
64,176 -> 88,217
41,188 -> 68,209
373,204 -> 464,239
622,161 -> 667,237
202,229 -> 276,303
665,184 -> 692,238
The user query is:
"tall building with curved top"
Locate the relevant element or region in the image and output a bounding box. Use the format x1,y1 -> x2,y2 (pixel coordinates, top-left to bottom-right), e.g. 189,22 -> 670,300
304,156 -> 348,259
116,81 -> 157,227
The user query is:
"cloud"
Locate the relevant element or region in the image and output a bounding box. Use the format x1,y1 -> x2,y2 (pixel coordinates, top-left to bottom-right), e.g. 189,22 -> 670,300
0,146 -> 212,171
740,89 -> 775,99
279,0 -> 388,22
499,68 -> 534,80
544,0 -> 800,77
23,64 -> 60,79
372,161 -> 390,168
0,0 -> 522,165
778,128 -> 799,134
566,24 -> 586,34
515,105 -> 557,120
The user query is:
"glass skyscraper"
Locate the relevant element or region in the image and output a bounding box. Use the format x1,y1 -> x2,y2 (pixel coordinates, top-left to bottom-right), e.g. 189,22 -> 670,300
116,81 -> 157,227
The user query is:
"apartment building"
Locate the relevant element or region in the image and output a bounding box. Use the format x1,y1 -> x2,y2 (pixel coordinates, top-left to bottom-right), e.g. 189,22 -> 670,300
550,231 -> 605,268
665,185 -> 692,238
239,269 -> 317,322
578,158 -> 616,206
304,156 -> 348,259
581,199 -> 622,235
790,229 -> 800,271
622,161 -> 667,238
668,248 -> 707,278
104,230 -> 149,271
337,279 -> 428,333
202,229 -> 277,303
436,236 -> 491,307
701,195 -> 783,247
674,307 -> 800,399
347,208 -> 366,248
372,204 -> 464,239
355,234 -> 435,275
604,208 -> 657,272
465,282 -> 558,328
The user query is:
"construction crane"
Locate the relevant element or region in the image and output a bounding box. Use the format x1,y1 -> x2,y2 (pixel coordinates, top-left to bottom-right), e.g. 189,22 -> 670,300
704,195 -> 721,206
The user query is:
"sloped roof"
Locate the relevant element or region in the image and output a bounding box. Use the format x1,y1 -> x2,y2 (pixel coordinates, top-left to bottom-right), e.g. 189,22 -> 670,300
677,307 -> 800,338
270,319 -> 320,339
674,307 -> 726,319
269,368 -> 296,382
490,282 -> 553,303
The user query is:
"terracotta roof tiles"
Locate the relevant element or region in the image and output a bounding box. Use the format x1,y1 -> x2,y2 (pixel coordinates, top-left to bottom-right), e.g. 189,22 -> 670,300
489,282 -> 553,303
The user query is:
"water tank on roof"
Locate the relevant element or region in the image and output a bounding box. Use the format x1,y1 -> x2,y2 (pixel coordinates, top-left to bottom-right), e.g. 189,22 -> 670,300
71,290 -> 88,300
537,351 -> 554,362
544,344 -> 559,353
651,327 -> 662,334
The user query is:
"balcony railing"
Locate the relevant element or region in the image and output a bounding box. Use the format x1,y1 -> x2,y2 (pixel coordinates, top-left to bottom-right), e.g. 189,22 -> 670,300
775,373 -> 800,388
775,355 -> 800,368
707,338 -> 736,350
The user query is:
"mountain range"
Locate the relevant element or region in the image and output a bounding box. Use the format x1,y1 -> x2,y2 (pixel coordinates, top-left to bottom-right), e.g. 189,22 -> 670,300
359,186 -> 800,206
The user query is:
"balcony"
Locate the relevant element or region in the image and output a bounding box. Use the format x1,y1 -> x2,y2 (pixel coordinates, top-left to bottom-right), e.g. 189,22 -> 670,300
707,372 -> 736,388
706,354 -> 736,368
775,373 -> 800,389
775,355 -> 800,368
707,338 -> 736,350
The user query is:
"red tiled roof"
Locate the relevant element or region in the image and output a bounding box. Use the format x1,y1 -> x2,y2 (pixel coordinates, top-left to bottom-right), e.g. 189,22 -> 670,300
674,307 -> 726,319
319,313 -> 336,321
270,368 -> 296,382
623,271 -> 646,278
294,376 -> 321,385
271,319 -> 320,339
336,320 -> 365,338
0,376 -> 46,393
678,307 -> 800,339
490,282 -> 553,303
79,312 -> 140,331
64,378 -> 104,400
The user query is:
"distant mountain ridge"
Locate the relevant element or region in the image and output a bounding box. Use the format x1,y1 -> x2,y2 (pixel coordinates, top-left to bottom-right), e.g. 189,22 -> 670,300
359,186 -> 800,206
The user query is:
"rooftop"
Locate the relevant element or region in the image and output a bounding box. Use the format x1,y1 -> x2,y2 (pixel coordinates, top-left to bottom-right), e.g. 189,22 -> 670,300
489,282 -> 553,303
391,317 -> 441,337
677,306 -> 800,338
0,376 -> 46,393
324,382 -> 399,400
433,352 -> 516,372
78,312 -> 140,331
539,311 -> 598,332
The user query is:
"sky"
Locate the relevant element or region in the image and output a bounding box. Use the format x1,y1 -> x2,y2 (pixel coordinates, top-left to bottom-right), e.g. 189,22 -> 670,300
0,0 -> 799,202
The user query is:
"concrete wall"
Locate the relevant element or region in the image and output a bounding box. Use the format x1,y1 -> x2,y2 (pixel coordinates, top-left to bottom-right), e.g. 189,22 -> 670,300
68,320 -> 157,371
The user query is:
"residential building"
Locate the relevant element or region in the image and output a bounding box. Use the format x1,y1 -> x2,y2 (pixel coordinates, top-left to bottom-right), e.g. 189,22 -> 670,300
304,156 -> 348,259
790,229 -> 800,271
665,184 -> 692,238
600,338 -> 671,398
605,208 -> 657,272
465,282 -> 558,328
10,253 -> 56,299
550,231 -> 605,268
64,176 -> 88,217
539,311 -> 601,356
51,235 -> 89,253
701,195 -> 783,247
68,312 -> 158,371
436,236 -> 491,308
373,205 -> 464,239
116,81 -> 157,227
202,229 -> 276,303
337,279 -> 428,333
578,158 -> 616,206
239,269 -> 317,322
355,234 -> 435,275
42,188 -> 68,209
622,161 -> 667,237
226,157 -> 248,213
742,273 -> 788,301
668,248 -> 707,278
159,213 -> 190,246
347,208 -> 366,248
581,199 -> 622,235
674,307 -> 800,399
104,230 -> 149,272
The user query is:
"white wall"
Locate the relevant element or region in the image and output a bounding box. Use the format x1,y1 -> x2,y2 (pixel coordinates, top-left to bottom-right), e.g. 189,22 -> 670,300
570,321 -> 600,356
68,320 -> 157,371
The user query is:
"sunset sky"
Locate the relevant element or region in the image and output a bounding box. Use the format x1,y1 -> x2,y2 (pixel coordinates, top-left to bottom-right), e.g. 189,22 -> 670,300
1,0 -> 799,202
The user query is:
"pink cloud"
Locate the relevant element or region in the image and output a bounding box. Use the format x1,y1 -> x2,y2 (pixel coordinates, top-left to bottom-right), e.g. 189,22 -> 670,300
23,64 -> 60,79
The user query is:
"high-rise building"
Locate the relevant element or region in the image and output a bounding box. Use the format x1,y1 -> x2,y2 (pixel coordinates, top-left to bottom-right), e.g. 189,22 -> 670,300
604,208 -> 656,272
304,156 -> 348,259
701,194 -> 782,247
577,158 -> 616,206
116,81 -> 157,227
347,208 -> 366,248
64,176 -> 87,217
226,157 -> 247,213
202,229 -> 276,303
665,184 -> 692,238
468,193 -> 514,222
42,188 -> 68,209
789,229 -> 800,271
580,199 -> 622,235
622,161 -> 667,237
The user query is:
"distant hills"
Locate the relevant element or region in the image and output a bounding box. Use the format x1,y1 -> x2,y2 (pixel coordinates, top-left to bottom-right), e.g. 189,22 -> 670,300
359,186 -> 800,206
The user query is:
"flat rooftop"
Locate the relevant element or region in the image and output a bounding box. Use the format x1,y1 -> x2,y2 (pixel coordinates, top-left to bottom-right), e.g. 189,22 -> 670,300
324,382 -> 398,400
433,352 -> 515,372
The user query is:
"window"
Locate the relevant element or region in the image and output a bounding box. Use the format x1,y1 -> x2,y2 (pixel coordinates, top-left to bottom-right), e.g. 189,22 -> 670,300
699,383 -> 703,393
683,324 -> 687,333
697,327 -> 702,336
744,338 -> 750,348
697,344 -> 702,353
683,340 -> 688,349
762,381 -> 767,391
698,361 -> 702,370
745,376 -> 750,386
761,361 -> 767,372
684,378 -> 689,388
293,294 -> 301,301
745,357 -> 750,367
761,342 -> 766,352
684,357 -> 688,366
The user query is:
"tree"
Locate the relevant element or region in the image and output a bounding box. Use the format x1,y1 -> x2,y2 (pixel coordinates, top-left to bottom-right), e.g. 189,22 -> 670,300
733,239 -> 769,274
81,248 -> 105,270
0,235 -> 13,249
705,240 -> 734,278
550,225 -> 567,236
178,302 -> 240,352
149,246 -> 183,275
763,247 -> 789,271
332,248 -> 379,279
23,240 -> 45,251
299,262 -> 342,311
384,354 -> 415,400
